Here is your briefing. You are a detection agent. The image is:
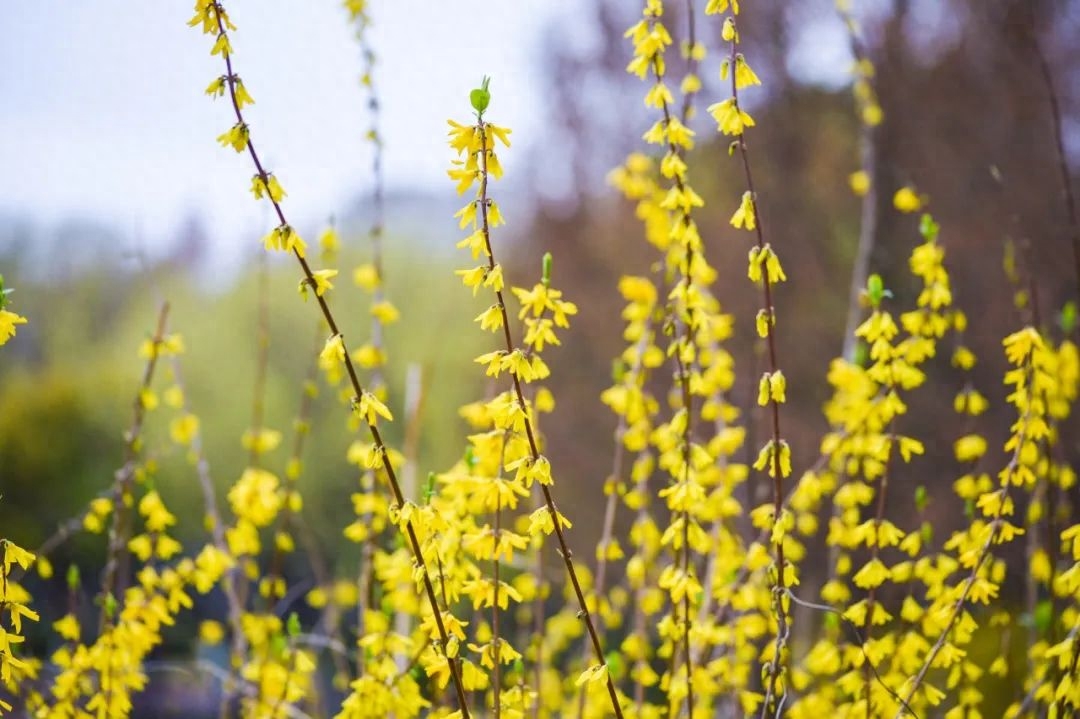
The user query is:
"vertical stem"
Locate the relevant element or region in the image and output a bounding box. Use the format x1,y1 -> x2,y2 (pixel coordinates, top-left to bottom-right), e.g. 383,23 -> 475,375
474,120 -> 624,719
204,5 -> 471,711
100,301 -> 170,631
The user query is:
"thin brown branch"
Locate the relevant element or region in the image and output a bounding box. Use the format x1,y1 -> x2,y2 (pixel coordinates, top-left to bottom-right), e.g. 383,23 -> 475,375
202,5 -> 471,712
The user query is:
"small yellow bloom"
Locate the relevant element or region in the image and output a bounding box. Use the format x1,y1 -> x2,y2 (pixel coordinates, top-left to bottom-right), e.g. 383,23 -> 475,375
353,263 -> 380,291
849,170 -> 870,196
216,122 -> 249,153
320,334 -> 346,367
369,300 -> 399,321
170,413 -> 200,446
734,55 -> 760,89
2,541 -> 35,573
233,78 -> 255,108
475,304 -> 504,332
263,224 -> 307,258
893,186 -> 923,213
0,310 -> 27,346
250,173 -> 286,203
299,269 -> 337,299
721,17 -> 738,42
730,191 -> 756,230
204,75 -> 227,98
354,390 -> 394,425
708,98 -> 755,136
241,427 -> 282,454
199,620 -> 225,645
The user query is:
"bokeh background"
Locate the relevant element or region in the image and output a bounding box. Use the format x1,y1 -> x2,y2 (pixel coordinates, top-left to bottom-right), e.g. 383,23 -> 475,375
2,0 -> 1080,704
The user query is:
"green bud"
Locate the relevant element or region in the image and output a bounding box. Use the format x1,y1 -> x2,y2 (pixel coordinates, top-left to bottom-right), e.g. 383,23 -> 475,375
605,651 -> 624,678
867,274 -> 885,307
512,658 -> 525,676
67,564 -> 81,590
1034,599 -> 1053,634
1062,302 -> 1077,336
914,485 -> 928,513
424,472 -> 437,504
823,611 -> 839,631
920,520 -> 933,544
852,340 -> 869,368
286,612 -> 301,638
542,252 -> 553,288
103,592 -> 117,619
612,359 -> 626,383
470,76 -> 491,116
0,275 -> 10,311
464,446 -> 476,468
270,632 -> 287,657
919,213 -> 939,241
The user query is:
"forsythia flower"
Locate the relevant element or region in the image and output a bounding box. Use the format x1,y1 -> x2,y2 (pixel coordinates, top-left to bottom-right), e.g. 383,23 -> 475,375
0,310 -> 27,346
893,186 -> 923,213
849,170 -> 870,196
730,191 -> 757,230
299,269 -> 338,299
263,223 -> 307,257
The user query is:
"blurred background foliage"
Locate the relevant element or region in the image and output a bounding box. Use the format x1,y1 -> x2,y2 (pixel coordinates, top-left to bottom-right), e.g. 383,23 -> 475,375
1,0 -> 1079,635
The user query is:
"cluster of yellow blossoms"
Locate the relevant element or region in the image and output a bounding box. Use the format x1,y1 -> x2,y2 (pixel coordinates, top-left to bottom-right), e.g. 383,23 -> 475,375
0,275 -> 27,348
8,2 -> 1080,719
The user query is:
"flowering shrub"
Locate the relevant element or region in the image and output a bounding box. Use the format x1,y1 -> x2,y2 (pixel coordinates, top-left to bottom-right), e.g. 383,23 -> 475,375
3,1 -> 1080,718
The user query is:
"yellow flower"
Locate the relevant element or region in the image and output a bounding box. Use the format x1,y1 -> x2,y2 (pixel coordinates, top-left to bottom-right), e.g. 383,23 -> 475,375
454,201 -> 478,229
708,98 -> 755,136
250,173 -> 285,202
849,170 -> 870,196
352,263 -> 380,291
320,334 -> 346,367
0,309 -> 30,345
730,191 -> 756,230
205,75 -> 227,98
233,78 -> 255,108
53,614 -> 81,642
486,123 -> 512,147
475,304 -> 504,332
575,663 -> 610,687
852,558 -> 891,589
298,269 -> 337,299
263,223 -> 307,257
351,343 -> 386,369
199,620 -> 225,645
241,427 -> 282,454
370,300 -> 399,324
170,413 -> 200,446
2,541 -> 35,573
354,390 -> 394,425
748,244 -> 786,283
319,226 -> 339,254
733,54 -> 761,89
216,122 -> 249,152
210,32 -> 232,57
893,186 -> 923,213
752,439 -> 792,478
721,16 -> 738,42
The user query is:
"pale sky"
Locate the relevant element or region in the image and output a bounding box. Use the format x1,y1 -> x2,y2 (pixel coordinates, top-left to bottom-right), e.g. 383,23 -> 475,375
0,0 -> 575,259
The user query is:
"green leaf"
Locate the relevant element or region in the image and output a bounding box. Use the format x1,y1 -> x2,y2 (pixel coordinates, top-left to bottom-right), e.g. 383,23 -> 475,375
470,76 -> 491,115
1061,302 -> 1077,336
919,213 -> 939,241
1034,599 -> 1053,634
